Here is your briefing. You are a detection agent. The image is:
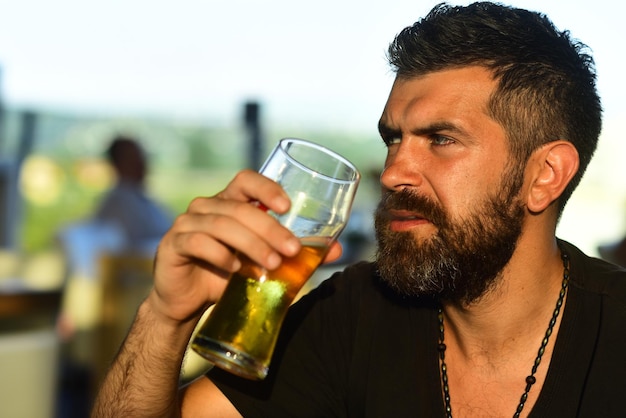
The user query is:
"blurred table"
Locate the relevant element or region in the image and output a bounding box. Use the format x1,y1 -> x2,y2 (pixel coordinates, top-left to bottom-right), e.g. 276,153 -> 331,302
0,287 -> 62,319
0,280 -> 62,330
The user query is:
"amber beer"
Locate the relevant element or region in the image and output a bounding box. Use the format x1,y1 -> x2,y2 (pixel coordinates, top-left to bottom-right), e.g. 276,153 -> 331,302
191,137 -> 360,380
191,238 -> 329,380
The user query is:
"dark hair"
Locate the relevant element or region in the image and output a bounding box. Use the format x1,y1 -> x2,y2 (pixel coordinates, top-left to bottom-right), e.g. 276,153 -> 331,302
387,2 -> 602,214
106,135 -> 141,165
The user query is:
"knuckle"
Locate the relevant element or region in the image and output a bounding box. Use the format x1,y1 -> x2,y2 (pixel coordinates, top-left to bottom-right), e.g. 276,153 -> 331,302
185,231 -> 207,250
231,201 -> 253,218
208,213 -> 233,230
229,169 -> 256,188
170,212 -> 189,230
187,196 -> 207,212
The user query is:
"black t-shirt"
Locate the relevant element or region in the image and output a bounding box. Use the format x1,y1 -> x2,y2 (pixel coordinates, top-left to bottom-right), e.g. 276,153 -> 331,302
210,240 -> 626,417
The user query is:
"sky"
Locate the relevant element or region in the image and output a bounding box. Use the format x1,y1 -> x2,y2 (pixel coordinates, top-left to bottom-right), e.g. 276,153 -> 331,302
1,0 -> 625,131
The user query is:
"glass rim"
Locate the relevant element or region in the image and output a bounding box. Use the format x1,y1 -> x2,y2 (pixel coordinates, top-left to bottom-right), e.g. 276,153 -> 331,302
276,137 -> 360,184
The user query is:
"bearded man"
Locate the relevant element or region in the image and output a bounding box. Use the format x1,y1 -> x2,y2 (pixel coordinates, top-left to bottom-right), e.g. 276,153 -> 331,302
92,3 -> 625,417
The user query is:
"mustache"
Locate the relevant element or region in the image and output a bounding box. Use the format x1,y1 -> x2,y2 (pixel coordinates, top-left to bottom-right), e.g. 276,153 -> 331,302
376,189 -> 447,228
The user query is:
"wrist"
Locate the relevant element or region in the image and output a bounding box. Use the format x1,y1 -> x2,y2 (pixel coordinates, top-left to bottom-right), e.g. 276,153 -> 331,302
141,292 -> 204,347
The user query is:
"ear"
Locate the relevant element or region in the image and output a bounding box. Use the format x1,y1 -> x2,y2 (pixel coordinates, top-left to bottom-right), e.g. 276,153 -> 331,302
526,141 -> 579,213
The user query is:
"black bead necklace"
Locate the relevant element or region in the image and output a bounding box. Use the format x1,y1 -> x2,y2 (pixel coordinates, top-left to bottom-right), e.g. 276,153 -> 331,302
437,251 -> 570,418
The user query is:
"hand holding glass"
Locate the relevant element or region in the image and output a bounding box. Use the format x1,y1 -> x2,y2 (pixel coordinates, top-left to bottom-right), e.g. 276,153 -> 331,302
191,138 -> 360,380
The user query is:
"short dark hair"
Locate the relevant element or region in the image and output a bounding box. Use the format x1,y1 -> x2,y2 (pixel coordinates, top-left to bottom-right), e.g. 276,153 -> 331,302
106,135 -> 141,165
387,2 -> 602,214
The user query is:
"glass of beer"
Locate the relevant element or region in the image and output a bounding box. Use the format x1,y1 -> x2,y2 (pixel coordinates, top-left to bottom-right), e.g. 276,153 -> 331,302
191,138 -> 360,380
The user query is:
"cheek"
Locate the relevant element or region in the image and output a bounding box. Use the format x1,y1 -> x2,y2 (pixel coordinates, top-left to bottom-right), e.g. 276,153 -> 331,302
433,166 -> 500,216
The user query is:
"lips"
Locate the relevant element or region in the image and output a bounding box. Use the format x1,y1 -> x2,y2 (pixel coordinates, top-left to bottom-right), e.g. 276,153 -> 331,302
387,209 -> 430,231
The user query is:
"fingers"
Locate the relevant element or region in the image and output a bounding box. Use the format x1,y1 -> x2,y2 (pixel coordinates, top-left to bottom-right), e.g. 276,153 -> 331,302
178,171 -> 301,271
149,170 -> 307,322
217,170 -> 291,215
173,205 -> 299,272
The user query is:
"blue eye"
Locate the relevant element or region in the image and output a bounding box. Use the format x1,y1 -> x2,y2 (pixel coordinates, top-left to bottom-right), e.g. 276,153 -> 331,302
431,135 -> 454,146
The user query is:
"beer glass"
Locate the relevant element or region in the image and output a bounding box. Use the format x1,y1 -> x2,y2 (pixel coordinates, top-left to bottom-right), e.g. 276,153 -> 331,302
191,138 -> 360,380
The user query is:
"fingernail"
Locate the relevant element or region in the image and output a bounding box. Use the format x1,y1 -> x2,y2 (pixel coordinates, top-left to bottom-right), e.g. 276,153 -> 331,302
284,238 -> 301,255
231,258 -> 242,271
267,253 -> 282,270
274,195 -> 290,213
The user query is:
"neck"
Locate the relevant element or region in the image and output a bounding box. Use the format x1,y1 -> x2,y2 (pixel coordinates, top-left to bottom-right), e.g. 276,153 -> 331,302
441,239 -> 565,361
437,244 -> 570,418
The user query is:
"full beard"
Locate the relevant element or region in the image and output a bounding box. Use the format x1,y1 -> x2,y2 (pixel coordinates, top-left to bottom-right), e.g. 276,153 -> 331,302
374,176 -> 525,305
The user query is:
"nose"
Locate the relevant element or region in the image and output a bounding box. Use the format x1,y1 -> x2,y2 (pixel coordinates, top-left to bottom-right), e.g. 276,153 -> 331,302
380,140 -> 424,192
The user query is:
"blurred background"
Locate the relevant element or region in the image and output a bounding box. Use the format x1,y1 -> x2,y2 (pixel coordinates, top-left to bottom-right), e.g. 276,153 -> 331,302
0,0 -> 624,417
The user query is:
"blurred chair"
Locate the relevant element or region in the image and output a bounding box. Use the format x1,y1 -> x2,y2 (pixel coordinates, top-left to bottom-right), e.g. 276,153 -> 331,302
92,252 -> 154,385
56,219 -> 213,391
94,253 -> 215,388
55,220 -> 128,410
57,220 -> 125,334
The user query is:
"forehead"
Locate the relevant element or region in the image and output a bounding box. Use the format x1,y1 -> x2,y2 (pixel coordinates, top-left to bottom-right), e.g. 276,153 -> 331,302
380,66 -> 500,131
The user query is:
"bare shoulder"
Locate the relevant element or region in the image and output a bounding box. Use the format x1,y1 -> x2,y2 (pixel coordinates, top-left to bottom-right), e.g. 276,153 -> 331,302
181,376 -> 242,418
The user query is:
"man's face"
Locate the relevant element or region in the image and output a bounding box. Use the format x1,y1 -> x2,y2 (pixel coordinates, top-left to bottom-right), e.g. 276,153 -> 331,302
374,67 -> 526,304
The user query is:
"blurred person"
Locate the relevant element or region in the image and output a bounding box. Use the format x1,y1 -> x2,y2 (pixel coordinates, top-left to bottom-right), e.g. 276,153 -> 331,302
56,136 -> 173,416
94,135 -> 172,254
58,135 -> 170,287
92,2 -> 626,417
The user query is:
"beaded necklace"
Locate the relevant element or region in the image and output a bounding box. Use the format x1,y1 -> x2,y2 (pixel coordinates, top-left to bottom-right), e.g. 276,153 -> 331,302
437,251 -> 570,418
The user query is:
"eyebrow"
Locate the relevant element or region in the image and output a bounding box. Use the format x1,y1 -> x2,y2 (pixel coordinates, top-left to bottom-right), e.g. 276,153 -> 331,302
378,120 -> 400,140
378,120 -> 465,139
